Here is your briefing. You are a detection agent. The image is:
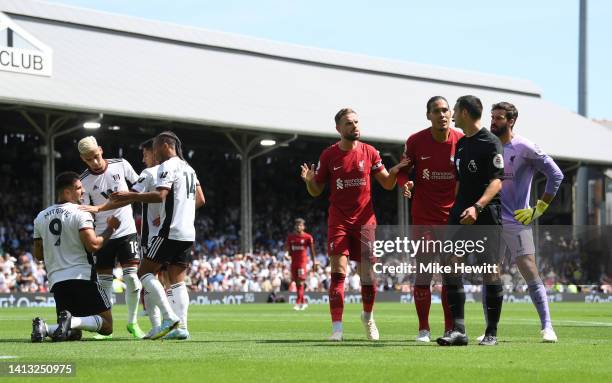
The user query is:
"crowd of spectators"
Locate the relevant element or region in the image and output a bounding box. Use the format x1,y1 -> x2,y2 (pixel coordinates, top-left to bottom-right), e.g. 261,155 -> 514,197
1,133 -> 611,296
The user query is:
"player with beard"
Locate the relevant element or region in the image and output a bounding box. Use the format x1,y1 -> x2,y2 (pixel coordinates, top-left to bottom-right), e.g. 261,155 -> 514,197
301,108 -> 410,341
488,101 -> 563,343
397,96 -> 463,342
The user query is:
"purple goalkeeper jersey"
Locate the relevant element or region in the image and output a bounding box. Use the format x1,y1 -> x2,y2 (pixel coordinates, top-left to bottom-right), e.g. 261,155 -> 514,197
501,135 -> 563,226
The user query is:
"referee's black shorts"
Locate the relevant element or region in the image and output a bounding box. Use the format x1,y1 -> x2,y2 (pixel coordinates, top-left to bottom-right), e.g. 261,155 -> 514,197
51,279 -> 111,317
145,236 -> 193,267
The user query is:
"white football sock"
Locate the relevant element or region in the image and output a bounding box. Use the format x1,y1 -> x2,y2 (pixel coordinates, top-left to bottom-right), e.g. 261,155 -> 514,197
143,289 -> 161,328
71,315 -> 102,332
140,273 -> 178,322
123,267 -> 141,325
332,321 -> 343,333
170,282 -> 189,330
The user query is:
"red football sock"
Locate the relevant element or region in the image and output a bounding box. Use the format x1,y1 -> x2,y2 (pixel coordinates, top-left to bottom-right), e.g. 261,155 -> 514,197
414,286 -> 431,331
297,284 -> 305,304
329,273 -> 346,322
441,285 -> 453,332
361,284 -> 376,313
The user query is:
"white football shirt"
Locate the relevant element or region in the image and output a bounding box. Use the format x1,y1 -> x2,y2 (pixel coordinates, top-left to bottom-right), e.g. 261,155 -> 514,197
156,156 -> 199,241
131,165 -> 161,247
80,159 -> 139,238
33,202 -> 95,289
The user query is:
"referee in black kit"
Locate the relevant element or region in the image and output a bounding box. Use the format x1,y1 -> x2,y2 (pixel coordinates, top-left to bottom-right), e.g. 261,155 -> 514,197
437,95 -> 504,346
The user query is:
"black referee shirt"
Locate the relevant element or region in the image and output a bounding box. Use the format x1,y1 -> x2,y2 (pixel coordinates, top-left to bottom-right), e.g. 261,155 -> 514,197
451,127 -> 504,216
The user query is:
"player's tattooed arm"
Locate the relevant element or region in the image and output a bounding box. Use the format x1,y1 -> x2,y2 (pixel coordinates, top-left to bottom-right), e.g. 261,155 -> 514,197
301,163 -> 325,197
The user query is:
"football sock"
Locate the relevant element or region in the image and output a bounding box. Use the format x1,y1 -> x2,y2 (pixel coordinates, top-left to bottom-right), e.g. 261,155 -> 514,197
141,273 -> 177,321
441,285 -> 453,332
413,285 -> 431,331
528,279 -> 552,330
484,284 -> 504,337
361,284 -> 376,314
329,273 -> 346,323
297,283 -> 305,305
170,282 -> 189,330
445,280 -> 466,333
123,267 -> 141,325
143,288 -> 161,328
71,315 -> 103,332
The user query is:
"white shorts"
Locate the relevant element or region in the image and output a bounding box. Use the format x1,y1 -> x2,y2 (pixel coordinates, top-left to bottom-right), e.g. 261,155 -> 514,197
500,225 -> 535,261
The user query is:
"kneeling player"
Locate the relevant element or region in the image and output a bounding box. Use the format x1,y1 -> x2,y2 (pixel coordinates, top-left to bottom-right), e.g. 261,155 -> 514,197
30,172 -> 119,342
285,218 -> 317,310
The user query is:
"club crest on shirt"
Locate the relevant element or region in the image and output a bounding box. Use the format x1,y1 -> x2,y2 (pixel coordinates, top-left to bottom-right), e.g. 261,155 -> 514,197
358,160 -> 364,172
468,160 -> 477,173
112,174 -> 121,182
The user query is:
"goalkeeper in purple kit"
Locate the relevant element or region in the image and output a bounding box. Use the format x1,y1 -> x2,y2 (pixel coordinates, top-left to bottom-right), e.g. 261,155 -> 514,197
490,102 -> 563,343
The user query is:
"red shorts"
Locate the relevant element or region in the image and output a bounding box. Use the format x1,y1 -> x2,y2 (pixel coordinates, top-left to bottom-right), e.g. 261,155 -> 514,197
327,225 -> 375,262
291,264 -> 307,281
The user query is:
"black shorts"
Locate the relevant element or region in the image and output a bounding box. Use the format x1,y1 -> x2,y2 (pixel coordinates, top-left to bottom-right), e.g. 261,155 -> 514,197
146,236 -> 193,267
95,233 -> 140,269
51,279 -> 111,317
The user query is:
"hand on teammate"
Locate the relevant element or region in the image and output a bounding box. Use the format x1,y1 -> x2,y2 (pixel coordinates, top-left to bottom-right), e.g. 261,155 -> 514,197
402,181 -> 415,198
389,158 -> 412,175
79,204 -> 101,213
109,191 -> 130,203
106,216 -> 121,230
459,206 -> 478,225
300,163 -> 316,182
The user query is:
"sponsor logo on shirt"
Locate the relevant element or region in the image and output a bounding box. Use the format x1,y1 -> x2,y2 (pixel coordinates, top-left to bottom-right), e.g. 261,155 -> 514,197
422,168 -> 454,181
159,172 -> 168,179
336,177 -> 366,189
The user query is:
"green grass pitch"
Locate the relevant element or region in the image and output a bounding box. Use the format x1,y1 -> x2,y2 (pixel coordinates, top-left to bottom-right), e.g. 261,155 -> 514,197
1,303 -> 611,382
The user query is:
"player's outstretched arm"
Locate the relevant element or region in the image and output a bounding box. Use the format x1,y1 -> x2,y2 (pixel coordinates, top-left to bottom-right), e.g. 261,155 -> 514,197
79,199 -> 132,214
374,158 -> 411,190
301,163 -> 325,197
110,189 -> 168,204
79,216 -> 120,252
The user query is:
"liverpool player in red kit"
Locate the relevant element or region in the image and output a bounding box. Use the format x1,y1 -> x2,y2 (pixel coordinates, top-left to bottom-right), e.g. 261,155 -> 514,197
397,96 -> 464,342
285,218 -> 316,311
301,108 -> 409,341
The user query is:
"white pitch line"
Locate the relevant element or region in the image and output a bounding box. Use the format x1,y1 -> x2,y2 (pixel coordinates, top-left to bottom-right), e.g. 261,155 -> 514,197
0,356 -> 18,359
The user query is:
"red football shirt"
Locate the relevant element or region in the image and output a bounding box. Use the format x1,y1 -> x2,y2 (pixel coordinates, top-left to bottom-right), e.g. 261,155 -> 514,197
314,141 -> 385,228
286,232 -> 314,266
397,128 -> 463,224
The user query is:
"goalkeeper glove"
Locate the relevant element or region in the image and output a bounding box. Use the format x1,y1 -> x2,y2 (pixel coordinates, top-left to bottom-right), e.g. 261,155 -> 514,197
514,200 -> 549,225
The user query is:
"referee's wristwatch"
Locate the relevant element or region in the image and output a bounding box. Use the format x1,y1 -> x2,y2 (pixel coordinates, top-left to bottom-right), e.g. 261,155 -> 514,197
473,203 -> 484,216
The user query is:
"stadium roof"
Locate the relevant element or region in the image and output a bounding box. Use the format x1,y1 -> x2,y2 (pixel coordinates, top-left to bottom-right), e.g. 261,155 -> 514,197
0,0 -> 610,164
